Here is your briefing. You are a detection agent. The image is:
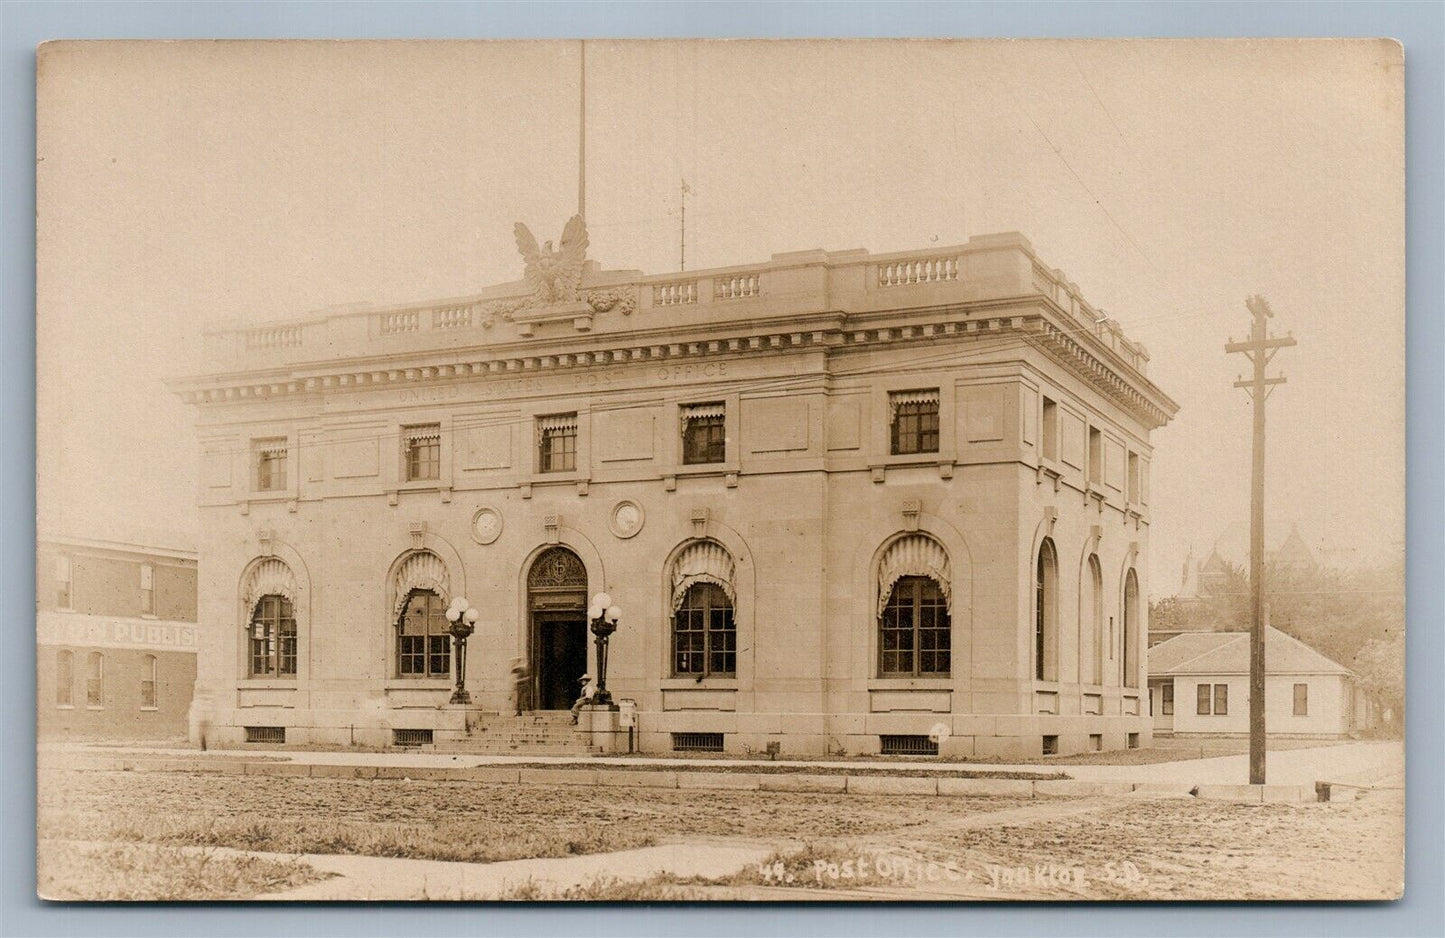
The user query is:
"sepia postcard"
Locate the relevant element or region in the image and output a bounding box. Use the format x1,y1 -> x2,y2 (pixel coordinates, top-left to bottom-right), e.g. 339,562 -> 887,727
35,38 -> 1405,902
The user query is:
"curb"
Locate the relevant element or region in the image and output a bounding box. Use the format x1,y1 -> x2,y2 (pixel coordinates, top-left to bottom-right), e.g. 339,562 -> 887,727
59,756 -> 1321,802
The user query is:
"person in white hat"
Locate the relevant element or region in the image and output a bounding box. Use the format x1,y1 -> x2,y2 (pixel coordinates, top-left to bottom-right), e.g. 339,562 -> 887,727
570,673 -> 595,724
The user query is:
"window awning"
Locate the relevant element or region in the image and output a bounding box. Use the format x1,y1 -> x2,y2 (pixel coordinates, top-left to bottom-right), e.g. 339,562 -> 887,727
392,550 -> 450,620
671,540 -> 736,612
256,444 -> 288,457
537,413 -> 578,432
242,557 -> 297,614
405,427 -> 441,443
681,402 -> 726,421
888,388 -> 940,416
877,534 -> 951,616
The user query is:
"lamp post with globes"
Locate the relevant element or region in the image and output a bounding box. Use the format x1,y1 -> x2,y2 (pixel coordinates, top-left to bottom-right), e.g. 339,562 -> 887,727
587,592 -> 622,708
444,597 -> 479,705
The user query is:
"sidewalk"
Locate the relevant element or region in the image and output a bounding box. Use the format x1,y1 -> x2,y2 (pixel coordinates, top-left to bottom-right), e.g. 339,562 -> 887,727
44,739 -> 1402,788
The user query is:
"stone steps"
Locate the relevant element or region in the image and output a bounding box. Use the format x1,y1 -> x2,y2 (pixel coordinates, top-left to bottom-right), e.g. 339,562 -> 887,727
433,714 -> 598,755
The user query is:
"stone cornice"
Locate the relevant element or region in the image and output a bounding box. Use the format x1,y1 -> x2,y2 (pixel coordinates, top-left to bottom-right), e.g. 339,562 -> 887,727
172,302 -> 1177,430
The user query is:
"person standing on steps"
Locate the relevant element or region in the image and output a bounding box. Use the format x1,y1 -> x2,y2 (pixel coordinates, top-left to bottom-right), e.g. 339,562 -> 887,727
510,657 -> 531,716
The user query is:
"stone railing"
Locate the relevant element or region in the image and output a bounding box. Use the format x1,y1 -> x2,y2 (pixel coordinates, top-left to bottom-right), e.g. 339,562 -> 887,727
244,325 -> 303,351
878,255 -> 959,287
1031,263 -> 1148,375
714,273 -> 759,300
431,305 -> 474,330
380,310 -> 420,335
653,281 -> 698,306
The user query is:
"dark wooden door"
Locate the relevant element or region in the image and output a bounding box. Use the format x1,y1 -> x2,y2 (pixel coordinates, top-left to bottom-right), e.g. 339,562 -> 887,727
534,614 -> 587,710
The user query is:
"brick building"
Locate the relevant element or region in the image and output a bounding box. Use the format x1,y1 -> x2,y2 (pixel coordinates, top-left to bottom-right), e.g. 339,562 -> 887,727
37,533 -> 198,739
173,226 -> 1176,759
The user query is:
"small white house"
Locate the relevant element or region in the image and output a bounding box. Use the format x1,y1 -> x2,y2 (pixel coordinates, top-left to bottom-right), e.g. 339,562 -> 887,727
1147,627 -> 1374,739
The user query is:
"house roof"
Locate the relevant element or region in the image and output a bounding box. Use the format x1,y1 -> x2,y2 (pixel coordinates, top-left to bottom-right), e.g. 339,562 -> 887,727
1149,627 -> 1350,677
1274,524 -> 1317,567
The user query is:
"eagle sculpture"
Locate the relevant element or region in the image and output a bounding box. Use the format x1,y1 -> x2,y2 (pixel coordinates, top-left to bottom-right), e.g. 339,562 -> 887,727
514,214 -> 589,307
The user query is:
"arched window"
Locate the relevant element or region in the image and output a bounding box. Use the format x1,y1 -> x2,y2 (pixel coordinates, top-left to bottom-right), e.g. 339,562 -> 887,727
397,588 -> 450,678
141,654 -> 158,708
880,576 -> 951,676
673,583 -> 736,677
1123,569 -> 1140,688
249,594 -> 297,677
670,541 -> 737,678
56,650 -> 73,707
1084,555 -> 1104,685
1035,538 -> 1058,681
241,557 -> 298,679
86,652 -> 104,707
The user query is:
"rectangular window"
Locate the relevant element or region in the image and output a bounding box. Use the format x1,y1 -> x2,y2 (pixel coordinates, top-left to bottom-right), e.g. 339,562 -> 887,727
86,653 -> 104,708
681,403 -> 727,465
254,438 -> 288,491
140,564 -> 154,615
141,655 -> 158,709
55,555 -> 72,609
1214,683 -> 1229,716
1161,682 -> 1174,715
889,389 -> 940,455
404,424 -> 441,481
537,413 -> 578,473
1088,426 -> 1103,484
56,651 -> 73,707
1196,683 -> 1211,715
1127,452 -> 1141,503
1041,397 -> 1058,460
1293,682 -> 1308,716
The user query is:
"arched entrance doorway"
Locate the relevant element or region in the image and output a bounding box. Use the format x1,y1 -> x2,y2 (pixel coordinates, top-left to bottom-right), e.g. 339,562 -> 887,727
527,546 -> 589,710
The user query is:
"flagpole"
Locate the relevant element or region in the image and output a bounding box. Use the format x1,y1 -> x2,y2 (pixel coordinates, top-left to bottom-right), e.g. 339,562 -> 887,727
578,40 -> 586,220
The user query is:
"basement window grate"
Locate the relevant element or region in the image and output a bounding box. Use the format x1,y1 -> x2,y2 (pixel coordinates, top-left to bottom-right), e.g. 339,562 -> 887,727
244,726 -> 285,744
879,734 -> 939,756
672,732 -> 724,753
393,728 -> 433,748
1090,734 -> 1104,752
1127,732 -> 1140,749
1042,734 -> 1059,756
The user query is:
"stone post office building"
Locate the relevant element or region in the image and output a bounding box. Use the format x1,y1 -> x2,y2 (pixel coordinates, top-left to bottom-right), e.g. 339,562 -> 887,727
174,227 -> 1176,760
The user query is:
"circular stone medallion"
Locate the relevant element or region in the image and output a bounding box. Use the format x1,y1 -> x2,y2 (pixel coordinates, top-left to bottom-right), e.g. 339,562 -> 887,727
471,506 -> 504,545
608,500 -> 645,539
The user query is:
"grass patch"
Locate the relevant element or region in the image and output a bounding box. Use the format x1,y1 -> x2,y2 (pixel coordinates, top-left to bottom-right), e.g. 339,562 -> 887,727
494,875 -> 705,901
39,810 -> 653,865
38,840 -> 324,901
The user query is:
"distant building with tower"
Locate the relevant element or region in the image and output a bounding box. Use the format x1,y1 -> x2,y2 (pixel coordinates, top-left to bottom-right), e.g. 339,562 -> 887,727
172,222 -> 1176,760
36,532 -> 198,739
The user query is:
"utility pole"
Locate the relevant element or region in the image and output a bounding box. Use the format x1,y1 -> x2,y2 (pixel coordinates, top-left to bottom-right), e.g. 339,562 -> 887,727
1225,295 -> 1296,785
680,179 -> 690,271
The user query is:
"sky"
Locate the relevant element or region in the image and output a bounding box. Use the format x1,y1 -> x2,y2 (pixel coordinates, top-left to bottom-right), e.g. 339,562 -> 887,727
36,39 -> 1405,597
